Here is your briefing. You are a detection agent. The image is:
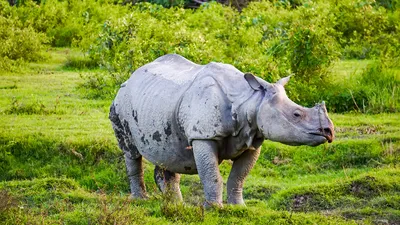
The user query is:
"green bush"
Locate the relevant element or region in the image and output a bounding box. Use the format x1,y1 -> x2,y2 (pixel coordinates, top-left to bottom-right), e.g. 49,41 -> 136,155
64,54 -> 99,70
84,2 -> 340,105
6,0 -> 130,48
333,0 -> 399,59
0,8 -> 48,71
3,0 -> 399,111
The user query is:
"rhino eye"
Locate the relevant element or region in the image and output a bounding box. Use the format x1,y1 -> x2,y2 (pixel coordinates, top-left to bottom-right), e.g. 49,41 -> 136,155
293,110 -> 303,119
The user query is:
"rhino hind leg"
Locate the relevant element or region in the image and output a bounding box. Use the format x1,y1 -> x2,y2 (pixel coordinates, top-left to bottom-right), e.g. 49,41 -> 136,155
109,103 -> 147,199
154,166 -> 182,201
123,154 -> 147,199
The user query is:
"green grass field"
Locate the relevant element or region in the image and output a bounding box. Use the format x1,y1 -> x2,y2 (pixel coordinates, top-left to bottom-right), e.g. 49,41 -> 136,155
1,49 -> 399,224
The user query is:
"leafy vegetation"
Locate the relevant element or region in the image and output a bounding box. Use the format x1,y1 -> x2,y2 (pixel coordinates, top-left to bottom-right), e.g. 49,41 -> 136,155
1,0 -> 399,112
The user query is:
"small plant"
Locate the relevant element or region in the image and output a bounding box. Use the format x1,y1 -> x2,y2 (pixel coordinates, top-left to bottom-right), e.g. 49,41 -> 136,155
358,59 -> 399,113
0,190 -> 18,213
0,83 -> 17,90
64,55 -> 99,70
0,11 -> 48,71
161,200 -> 204,223
95,190 -> 135,225
3,97 -> 63,115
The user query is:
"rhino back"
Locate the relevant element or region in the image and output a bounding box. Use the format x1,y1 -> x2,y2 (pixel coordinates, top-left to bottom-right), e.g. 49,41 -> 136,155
113,54 -> 203,173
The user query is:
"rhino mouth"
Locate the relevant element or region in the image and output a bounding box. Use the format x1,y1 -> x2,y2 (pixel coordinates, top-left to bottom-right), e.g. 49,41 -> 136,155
308,131 -> 333,143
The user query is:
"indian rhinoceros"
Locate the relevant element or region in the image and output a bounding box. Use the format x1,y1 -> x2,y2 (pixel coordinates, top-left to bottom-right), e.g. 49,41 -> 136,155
109,54 -> 334,206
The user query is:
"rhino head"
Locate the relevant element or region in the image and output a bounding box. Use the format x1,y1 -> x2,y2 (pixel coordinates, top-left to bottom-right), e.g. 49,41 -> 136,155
245,73 -> 334,146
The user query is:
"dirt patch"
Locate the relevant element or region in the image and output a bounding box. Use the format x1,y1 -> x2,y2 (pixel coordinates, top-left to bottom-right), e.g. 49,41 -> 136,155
349,176 -> 378,198
341,210 -> 400,225
243,185 -> 280,200
336,125 -> 382,135
0,190 -> 18,212
291,194 -> 314,211
272,156 -> 292,165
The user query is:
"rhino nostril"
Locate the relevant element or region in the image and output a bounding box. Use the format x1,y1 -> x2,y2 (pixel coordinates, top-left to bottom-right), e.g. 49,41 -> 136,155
318,127 -> 332,136
323,128 -> 332,136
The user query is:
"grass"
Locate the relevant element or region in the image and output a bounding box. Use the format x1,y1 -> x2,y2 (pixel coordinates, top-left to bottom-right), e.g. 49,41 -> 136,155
0,48 -> 399,224
331,59 -> 372,81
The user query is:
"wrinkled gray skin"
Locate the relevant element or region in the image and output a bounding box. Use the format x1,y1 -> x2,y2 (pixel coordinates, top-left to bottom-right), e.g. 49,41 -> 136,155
110,54 -> 334,206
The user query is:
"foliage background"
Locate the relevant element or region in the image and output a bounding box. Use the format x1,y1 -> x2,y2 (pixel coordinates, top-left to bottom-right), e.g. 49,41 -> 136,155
4,0 -> 399,112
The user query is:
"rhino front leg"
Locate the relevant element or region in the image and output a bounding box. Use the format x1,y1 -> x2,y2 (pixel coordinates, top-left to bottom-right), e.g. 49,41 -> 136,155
154,166 -> 183,201
192,140 -> 223,207
124,153 -> 147,199
227,148 -> 261,205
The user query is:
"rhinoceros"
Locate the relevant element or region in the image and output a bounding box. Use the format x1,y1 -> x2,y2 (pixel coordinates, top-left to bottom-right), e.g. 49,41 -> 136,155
109,54 -> 334,206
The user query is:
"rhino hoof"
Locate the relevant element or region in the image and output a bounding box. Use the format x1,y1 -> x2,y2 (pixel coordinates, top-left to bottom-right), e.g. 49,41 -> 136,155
129,193 -> 148,200
203,201 -> 223,209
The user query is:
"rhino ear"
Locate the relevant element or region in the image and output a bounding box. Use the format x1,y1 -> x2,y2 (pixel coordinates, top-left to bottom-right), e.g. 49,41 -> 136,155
277,75 -> 292,86
244,73 -> 264,91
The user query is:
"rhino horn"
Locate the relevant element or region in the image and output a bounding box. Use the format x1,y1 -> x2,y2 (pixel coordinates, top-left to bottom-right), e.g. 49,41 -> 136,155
317,101 -> 328,113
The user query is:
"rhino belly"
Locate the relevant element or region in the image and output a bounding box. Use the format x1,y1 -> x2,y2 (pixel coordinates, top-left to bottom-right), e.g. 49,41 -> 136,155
136,135 -> 198,174
131,107 -> 198,174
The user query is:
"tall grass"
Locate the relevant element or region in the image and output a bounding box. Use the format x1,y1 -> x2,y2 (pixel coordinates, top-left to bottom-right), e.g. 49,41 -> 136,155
359,61 -> 399,113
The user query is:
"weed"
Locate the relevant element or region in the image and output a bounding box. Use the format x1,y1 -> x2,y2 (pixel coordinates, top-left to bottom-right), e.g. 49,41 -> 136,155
95,190 -> 137,225
161,201 -> 204,223
2,97 -> 64,115
0,190 -> 18,213
0,84 -> 17,90
63,55 -> 99,70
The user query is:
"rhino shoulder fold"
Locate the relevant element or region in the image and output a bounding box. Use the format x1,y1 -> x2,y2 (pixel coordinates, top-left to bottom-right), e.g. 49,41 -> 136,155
177,76 -> 236,144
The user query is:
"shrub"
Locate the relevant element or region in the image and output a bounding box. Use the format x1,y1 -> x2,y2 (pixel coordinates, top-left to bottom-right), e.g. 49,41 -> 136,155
4,0 -> 398,112
64,54 -> 99,70
2,97 -> 63,115
84,1 -> 341,106
333,0 -> 399,59
7,0 -> 130,48
0,12 -> 48,71
78,72 -> 118,99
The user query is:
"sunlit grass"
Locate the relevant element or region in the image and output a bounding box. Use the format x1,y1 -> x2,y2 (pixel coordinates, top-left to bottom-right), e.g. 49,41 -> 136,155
0,49 -> 399,224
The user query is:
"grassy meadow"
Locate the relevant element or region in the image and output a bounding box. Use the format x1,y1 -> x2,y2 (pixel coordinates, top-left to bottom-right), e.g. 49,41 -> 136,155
0,49 -> 399,224
1,0 -> 400,224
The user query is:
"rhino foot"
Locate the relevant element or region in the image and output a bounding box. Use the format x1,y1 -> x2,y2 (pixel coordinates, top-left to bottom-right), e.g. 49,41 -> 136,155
154,166 -> 183,202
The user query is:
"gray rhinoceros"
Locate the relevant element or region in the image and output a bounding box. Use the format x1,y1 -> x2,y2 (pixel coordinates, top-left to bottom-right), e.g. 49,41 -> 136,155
109,54 -> 334,206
